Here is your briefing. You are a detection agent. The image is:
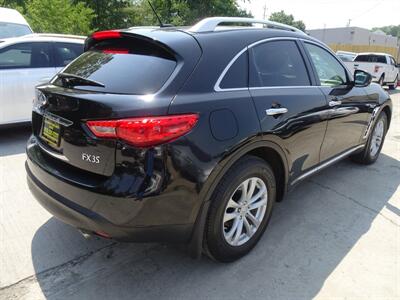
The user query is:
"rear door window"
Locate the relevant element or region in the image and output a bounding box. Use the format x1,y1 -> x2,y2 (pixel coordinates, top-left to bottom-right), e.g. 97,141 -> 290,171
0,42 -> 51,69
54,42 -> 83,67
55,39 -> 177,95
0,22 -> 32,39
249,40 -> 310,87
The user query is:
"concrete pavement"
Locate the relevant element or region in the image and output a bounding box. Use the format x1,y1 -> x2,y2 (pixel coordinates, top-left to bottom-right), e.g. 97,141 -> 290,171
0,90 -> 399,300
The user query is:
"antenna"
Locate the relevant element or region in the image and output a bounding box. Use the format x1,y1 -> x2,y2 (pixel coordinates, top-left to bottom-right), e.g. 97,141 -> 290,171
148,1 -> 166,28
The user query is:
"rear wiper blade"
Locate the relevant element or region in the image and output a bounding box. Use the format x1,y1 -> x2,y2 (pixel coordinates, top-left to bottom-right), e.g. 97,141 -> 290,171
57,73 -> 105,88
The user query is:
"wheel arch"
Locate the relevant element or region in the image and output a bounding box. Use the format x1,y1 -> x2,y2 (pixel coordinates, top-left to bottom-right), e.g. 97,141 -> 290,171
202,139 -> 289,205
188,138 -> 289,258
382,104 -> 392,128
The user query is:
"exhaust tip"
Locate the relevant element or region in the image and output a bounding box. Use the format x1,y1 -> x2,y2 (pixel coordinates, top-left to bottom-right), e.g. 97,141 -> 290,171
79,229 -> 92,239
94,231 -> 112,239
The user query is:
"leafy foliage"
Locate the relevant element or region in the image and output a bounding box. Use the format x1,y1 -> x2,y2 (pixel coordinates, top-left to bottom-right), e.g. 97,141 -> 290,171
372,25 -> 400,39
1,0 -> 251,35
72,0 -> 133,31
269,10 -> 306,31
24,0 -> 95,35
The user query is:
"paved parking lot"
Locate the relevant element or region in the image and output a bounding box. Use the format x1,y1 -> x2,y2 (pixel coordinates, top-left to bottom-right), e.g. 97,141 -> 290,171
1,89 -> 399,300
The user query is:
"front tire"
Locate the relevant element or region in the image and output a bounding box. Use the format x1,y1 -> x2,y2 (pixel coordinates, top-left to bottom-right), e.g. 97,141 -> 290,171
351,112 -> 388,164
205,156 -> 276,262
378,75 -> 385,86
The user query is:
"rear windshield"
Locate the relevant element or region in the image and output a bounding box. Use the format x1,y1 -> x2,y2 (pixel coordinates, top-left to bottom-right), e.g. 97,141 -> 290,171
354,55 -> 386,63
0,22 -> 32,39
54,38 -> 177,95
337,54 -> 353,62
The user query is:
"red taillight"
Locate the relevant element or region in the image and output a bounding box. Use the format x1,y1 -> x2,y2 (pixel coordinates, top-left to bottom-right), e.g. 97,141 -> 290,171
102,48 -> 129,54
92,30 -> 121,40
374,65 -> 380,73
87,114 -> 199,147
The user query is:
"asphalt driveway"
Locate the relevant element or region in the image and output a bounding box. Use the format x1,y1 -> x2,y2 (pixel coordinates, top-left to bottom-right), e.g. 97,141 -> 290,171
1,89 -> 399,300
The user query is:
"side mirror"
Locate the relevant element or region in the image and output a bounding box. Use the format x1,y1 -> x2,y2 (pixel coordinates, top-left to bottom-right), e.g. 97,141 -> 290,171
354,69 -> 372,87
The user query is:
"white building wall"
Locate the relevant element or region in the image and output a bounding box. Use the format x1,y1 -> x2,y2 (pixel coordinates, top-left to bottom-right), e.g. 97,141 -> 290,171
307,27 -> 398,47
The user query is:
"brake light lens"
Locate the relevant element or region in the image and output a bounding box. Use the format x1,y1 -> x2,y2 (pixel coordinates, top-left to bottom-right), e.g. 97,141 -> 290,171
92,30 -> 121,40
87,114 -> 199,147
102,48 -> 129,54
374,65 -> 380,73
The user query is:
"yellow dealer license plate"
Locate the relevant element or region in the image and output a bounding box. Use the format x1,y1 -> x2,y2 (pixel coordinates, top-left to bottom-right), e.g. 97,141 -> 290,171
41,117 -> 61,148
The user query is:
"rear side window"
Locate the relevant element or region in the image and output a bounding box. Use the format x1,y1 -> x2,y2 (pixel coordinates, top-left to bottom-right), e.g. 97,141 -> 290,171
0,42 -> 51,69
220,51 -> 248,89
250,40 -> 310,87
54,42 -> 83,67
56,39 -> 177,94
0,22 -> 32,39
337,54 -> 353,62
354,55 -> 386,64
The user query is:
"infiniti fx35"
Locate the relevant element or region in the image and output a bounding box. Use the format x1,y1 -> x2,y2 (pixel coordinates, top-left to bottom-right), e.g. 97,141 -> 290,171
26,17 -> 392,262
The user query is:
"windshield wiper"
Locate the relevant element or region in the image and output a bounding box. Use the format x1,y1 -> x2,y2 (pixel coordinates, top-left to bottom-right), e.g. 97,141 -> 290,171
57,73 -> 105,88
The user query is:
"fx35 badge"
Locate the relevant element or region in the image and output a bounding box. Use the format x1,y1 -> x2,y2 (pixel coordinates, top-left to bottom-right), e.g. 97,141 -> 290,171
82,153 -> 100,164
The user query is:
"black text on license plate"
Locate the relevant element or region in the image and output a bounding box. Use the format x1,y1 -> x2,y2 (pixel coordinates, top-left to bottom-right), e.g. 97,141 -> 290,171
41,117 -> 61,148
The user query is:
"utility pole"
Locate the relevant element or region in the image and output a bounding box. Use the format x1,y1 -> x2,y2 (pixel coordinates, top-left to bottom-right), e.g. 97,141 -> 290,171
347,19 -> 351,27
263,1 -> 267,20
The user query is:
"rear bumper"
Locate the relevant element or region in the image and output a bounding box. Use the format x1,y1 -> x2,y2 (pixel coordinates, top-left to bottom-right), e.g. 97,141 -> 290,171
26,139 -> 194,243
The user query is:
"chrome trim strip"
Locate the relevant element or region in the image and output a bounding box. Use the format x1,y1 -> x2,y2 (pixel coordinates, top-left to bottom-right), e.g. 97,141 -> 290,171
249,86 -> 320,91
214,47 -> 248,92
214,37 -> 343,92
37,140 -> 69,162
44,111 -> 73,127
290,144 -> 365,186
363,106 -> 380,139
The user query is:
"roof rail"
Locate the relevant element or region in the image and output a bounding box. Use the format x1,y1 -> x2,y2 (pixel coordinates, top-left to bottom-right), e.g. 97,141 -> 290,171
189,17 -> 304,34
29,33 -> 86,40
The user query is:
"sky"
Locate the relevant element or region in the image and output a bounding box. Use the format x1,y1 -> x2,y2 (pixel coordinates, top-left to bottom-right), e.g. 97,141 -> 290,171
238,0 -> 400,30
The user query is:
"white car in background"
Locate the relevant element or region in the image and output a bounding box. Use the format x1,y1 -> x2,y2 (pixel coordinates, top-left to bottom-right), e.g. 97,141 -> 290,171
336,51 -> 357,70
348,52 -> 399,89
0,7 -> 33,39
336,50 -> 357,62
0,34 -> 84,125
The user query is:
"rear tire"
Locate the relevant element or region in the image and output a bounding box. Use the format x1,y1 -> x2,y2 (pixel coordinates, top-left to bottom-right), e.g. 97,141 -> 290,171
205,156 -> 276,262
388,76 -> 398,90
378,75 -> 384,86
351,112 -> 388,165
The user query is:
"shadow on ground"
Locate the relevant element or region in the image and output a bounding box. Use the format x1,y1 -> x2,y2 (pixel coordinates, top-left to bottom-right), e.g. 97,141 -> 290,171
30,153 -> 400,299
0,124 -> 31,156
387,87 -> 400,95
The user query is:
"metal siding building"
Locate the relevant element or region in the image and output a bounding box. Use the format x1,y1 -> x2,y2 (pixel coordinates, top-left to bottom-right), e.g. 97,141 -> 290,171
307,27 -> 400,61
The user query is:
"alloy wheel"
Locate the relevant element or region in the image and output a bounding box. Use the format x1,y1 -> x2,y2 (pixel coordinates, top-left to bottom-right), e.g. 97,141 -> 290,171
370,119 -> 384,157
222,177 -> 268,246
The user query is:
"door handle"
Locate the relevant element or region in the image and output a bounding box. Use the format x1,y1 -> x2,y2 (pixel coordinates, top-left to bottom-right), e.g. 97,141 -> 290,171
329,100 -> 342,107
266,107 -> 288,116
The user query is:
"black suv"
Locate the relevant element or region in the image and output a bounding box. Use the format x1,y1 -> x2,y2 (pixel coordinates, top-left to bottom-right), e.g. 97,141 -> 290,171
26,17 -> 392,262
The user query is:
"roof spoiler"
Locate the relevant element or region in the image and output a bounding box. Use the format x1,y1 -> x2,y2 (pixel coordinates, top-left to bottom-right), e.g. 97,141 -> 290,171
84,30 -> 176,56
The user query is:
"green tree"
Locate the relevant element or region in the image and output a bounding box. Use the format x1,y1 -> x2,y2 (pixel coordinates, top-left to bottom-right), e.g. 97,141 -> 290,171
0,0 -> 26,9
372,25 -> 400,39
269,10 -> 306,31
74,0 -> 133,31
24,0 -> 95,35
126,0 -> 251,27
